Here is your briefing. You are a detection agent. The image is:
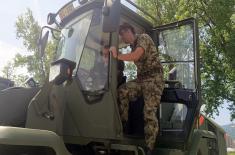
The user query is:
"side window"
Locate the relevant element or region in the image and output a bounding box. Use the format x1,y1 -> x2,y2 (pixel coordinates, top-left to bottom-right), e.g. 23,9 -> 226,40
77,9 -> 110,92
77,48 -> 96,90
78,48 -> 96,70
77,34 -> 110,92
158,24 -> 195,89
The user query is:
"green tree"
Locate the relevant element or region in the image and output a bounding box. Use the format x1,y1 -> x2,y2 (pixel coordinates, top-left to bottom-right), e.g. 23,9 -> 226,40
14,8 -> 57,84
136,0 -> 235,120
2,61 -> 14,80
2,61 -> 29,86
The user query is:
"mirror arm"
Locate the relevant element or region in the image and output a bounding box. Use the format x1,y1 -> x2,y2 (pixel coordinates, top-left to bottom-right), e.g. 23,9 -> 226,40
51,31 -> 61,40
41,26 -> 61,40
42,26 -> 61,33
54,21 -> 62,29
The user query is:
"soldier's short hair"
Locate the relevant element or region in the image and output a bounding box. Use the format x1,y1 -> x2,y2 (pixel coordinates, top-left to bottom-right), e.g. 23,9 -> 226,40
119,23 -> 136,35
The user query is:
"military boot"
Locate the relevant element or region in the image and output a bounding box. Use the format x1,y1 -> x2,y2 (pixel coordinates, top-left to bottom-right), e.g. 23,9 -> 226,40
144,147 -> 154,155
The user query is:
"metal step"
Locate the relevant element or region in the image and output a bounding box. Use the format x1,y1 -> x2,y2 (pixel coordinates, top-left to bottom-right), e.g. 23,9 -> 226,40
94,143 -> 146,155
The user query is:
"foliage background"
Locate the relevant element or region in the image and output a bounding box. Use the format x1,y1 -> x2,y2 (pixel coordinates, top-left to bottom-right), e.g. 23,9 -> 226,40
136,0 -> 235,120
2,9 -> 57,85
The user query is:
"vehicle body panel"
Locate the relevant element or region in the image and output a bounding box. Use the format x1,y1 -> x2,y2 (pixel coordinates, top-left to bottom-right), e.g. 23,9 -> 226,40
0,87 -> 39,126
0,126 -> 70,155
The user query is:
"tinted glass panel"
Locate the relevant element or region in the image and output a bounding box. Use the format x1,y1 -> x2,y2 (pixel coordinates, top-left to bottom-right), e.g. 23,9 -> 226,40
158,24 -> 195,89
159,25 -> 194,62
160,103 -> 187,131
77,9 -> 110,92
163,62 -> 195,89
56,11 -> 93,70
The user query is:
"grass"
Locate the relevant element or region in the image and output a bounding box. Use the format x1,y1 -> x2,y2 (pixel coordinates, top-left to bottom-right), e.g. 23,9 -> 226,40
228,152 -> 235,155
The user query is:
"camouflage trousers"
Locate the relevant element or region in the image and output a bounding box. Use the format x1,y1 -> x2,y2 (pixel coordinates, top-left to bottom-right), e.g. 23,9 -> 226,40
118,75 -> 164,150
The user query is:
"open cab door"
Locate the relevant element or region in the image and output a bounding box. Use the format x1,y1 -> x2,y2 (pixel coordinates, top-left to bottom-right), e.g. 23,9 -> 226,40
153,18 -> 201,149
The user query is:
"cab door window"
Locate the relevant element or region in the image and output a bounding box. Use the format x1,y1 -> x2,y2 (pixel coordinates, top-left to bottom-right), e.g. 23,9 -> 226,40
158,24 -> 195,89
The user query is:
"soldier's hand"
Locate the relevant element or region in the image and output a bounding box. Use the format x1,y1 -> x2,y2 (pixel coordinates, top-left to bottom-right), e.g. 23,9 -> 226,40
109,46 -> 118,58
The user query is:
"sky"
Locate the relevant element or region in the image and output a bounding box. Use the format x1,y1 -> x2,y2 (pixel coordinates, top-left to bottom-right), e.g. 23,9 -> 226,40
0,0 -> 234,126
0,0 -> 68,74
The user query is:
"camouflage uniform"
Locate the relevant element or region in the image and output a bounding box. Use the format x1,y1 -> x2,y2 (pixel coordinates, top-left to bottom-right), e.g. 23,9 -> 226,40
118,34 -> 164,150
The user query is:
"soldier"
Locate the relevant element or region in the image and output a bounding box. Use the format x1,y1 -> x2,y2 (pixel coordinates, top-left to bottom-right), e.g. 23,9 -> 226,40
110,23 -> 164,154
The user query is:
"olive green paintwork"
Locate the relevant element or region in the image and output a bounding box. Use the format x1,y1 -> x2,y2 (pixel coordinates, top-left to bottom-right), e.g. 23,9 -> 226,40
0,87 -> 39,126
0,126 -> 71,155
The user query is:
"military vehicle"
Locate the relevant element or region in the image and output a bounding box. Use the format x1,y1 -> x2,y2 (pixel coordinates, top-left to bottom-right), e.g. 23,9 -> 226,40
0,0 -> 227,154
0,77 -> 14,90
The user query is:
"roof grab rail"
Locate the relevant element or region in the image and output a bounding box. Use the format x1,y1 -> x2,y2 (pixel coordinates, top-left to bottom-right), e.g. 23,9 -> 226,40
123,0 -> 157,23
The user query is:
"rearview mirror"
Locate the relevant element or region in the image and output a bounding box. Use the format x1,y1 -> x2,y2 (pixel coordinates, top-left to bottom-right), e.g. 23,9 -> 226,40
102,0 -> 120,32
47,13 -> 56,25
38,31 -> 49,57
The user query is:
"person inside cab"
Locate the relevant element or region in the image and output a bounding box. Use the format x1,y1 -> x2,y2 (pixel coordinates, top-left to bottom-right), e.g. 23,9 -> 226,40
109,23 -> 164,154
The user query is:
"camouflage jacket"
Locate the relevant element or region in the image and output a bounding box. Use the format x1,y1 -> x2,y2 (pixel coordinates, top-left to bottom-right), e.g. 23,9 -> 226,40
131,34 -> 163,79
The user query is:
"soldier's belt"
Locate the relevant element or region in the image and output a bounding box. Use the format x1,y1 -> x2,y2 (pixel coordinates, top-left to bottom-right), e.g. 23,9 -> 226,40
137,68 -> 162,81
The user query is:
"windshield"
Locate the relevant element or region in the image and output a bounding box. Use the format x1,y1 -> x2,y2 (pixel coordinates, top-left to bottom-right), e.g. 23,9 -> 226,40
56,10 -> 93,69
55,8 -> 110,93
